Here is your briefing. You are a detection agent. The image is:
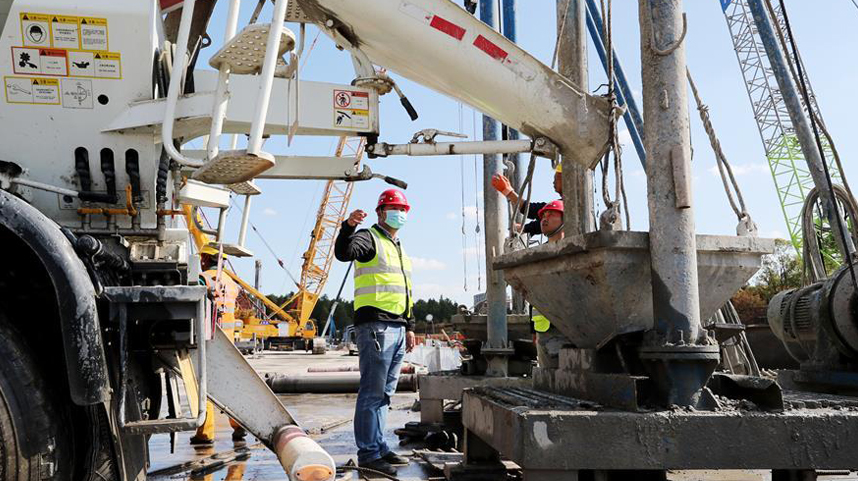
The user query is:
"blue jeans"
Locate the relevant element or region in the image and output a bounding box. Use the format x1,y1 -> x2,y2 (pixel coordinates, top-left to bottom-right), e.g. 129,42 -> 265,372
354,321 -> 406,463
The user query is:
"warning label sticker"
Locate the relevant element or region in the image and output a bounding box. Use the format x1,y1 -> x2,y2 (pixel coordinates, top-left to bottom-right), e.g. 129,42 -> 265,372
61,78 -> 93,109
68,50 -> 94,76
4,76 -> 60,105
11,47 -> 120,79
333,90 -> 369,110
11,47 -> 68,76
20,13 -> 51,47
51,15 -> 81,49
79,17 -> 108,51
93,51 -> 121,79
19,12 -> 110,51
334,109 -> 370,130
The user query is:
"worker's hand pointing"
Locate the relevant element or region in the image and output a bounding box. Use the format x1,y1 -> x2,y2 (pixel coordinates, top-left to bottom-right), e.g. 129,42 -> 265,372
491,174 -> 513,197
347,209 -> 367,227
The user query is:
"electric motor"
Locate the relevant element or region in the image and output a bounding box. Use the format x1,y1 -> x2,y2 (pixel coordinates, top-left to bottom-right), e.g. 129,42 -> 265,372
768,264 -> 858,362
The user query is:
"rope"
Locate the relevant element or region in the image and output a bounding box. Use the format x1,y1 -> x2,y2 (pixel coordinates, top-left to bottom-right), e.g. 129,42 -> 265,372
551,0 -> 572,71
686,68 -> 756,234
779,0 -> 858,288
228,198 -> 300,287
597,0 -> 629,230
459,102 -> 469,292
473,107 -> 483,291
511,152 -> 537,241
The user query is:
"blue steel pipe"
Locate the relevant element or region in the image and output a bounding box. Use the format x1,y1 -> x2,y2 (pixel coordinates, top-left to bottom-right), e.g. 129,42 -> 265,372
501,0 -> 523,188
584,0 -> 647,166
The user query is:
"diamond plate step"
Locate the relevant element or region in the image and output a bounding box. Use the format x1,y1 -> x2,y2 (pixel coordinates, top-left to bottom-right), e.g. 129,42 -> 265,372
209,23 -> 296,74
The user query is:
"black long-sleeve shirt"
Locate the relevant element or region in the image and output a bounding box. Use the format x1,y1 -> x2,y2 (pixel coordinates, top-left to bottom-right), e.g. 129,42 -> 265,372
520,201 -> 547,237
335,222 -> 414,331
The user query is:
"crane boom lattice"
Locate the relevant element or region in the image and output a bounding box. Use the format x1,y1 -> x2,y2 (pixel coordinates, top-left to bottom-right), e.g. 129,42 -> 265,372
291,136 -> 365,326
720,0 -> 843,255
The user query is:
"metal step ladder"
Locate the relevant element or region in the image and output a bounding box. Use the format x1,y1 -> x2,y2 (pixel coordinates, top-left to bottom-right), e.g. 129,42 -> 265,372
161,0 -> 295,185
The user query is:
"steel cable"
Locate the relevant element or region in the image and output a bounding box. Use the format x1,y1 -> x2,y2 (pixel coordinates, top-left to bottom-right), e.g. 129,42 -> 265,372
778,0 -> 858,289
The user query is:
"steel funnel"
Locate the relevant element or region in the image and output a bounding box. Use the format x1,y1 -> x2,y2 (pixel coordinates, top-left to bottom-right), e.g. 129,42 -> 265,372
495,231 -> 775,349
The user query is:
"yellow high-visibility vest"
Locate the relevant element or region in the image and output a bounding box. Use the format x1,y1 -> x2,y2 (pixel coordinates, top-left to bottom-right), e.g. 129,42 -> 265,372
354,226 -> 413,317
532,308 -> 550,333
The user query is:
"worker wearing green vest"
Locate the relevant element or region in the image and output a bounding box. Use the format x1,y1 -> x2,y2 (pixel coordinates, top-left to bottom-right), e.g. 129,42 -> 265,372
334,188 -> 415,476
533,199 -> 572,368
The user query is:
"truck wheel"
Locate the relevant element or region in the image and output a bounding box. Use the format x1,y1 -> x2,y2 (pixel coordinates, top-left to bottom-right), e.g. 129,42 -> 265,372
0,317 -> 73,480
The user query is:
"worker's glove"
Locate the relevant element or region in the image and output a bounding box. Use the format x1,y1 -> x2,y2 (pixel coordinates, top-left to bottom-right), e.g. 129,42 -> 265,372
491,174 -> 513,197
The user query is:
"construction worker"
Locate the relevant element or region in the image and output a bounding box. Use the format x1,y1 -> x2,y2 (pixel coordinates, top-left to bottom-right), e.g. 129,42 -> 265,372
189,246 -> 247,445
334,188 -> 416,476
532,200 -> 571,368
491,163 -> 563,236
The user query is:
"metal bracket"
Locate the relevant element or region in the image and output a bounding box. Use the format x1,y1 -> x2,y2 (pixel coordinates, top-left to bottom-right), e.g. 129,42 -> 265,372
104,286 -> 208,435
410,128 -> 468,144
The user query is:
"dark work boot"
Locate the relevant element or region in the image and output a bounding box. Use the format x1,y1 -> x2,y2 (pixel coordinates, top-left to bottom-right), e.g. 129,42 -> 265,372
381,451 -> 409,466
359,458 -> 397,476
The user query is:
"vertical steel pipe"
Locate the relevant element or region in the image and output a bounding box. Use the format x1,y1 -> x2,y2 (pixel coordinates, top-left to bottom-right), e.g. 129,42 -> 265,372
638,0 -> 719,407
557,0 -> 594,235
480,0 -> 509,365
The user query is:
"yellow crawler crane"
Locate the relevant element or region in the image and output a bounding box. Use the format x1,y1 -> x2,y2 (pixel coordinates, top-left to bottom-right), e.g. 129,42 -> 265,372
183,136 -> 364,350
266,136 -> 365,350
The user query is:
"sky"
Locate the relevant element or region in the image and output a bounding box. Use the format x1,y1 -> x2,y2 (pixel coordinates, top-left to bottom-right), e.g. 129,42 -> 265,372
195,0 -> 858,309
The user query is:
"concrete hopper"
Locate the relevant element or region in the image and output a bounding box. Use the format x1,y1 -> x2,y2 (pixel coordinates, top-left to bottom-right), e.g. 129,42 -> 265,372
494,231 -> 775,349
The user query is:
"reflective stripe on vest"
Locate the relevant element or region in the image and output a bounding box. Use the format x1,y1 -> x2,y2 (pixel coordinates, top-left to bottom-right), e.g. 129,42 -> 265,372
354,226 -> 413,317
532,309 -> 550,333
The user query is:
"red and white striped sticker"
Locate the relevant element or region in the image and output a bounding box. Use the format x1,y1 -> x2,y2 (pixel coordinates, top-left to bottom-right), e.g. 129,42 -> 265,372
400,2 -> 466,41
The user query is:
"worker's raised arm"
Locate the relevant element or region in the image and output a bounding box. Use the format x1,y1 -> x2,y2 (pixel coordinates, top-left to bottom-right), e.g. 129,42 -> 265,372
334,209 -> 376,262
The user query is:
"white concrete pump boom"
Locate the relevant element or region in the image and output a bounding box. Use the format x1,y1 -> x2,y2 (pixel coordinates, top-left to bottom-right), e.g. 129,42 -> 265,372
296,0 -> 615,168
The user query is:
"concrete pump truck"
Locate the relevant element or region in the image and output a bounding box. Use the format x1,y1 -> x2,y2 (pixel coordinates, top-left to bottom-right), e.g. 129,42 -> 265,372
0,0 -> 616,478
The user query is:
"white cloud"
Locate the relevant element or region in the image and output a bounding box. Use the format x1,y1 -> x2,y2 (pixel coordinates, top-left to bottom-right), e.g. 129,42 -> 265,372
413,282 -> 467,303
411,256 -> 447,271
707,162 -> 768,177
447,206 -> 480,220
766,230 -> 786,240
464,205 -> 479,219
262,207 -> 278,216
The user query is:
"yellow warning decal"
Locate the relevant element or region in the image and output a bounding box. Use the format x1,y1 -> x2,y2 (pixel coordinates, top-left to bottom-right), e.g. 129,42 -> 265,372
19,12 -> 109,50
4,76 -> 60,105
20,13 -> 51,48
67,50 -> 122,79
78,17 -> 109,51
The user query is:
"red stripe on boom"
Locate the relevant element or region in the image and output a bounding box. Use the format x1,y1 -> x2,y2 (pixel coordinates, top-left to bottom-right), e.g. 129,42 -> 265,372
473,35 -> 507,61
430,15 -> 466,40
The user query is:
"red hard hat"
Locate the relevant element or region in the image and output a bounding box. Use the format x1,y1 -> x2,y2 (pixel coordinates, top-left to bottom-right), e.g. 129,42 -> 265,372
537,199 -> 563,219
377,189 -> 410,212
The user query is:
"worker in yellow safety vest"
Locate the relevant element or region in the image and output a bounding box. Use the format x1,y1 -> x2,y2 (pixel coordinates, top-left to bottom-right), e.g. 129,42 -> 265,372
532,200 -> 571,369
334,188 -> 415,476
189,246 -> 247,444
